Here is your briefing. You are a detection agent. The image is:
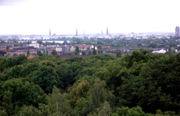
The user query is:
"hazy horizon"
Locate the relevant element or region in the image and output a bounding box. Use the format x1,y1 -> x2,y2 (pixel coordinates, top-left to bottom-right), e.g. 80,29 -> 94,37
0,0 -> 179,35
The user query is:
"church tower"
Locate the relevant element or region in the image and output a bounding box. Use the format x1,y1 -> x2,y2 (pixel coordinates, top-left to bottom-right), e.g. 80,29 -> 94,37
76,28 -> 78,36
106,27 -> 109,35
49,28 -> 51,36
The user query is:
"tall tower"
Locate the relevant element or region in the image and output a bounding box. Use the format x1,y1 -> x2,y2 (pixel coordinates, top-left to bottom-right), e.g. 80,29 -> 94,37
76,28 -> 78,36
106,27 -> 109,35
49,28 -> 51,36
175,26 -> 180,37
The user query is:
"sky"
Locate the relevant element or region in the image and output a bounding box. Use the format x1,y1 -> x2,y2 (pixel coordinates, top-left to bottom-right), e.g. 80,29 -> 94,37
0,0 -> 180,35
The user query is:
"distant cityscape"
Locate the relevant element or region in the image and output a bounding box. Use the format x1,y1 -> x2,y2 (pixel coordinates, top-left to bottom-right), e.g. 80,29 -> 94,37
0,26 -> 180,58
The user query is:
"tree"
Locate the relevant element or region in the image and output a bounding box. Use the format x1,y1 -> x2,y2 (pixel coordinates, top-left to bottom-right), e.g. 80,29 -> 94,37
0,78 -> 47,115
48,86 -> 72,115
0,90 -> 13,116
82,51 -> 86,55
97,46 -> 103,55
148,42 -> 157,48
88,101 -> 112,116
116,50 -> 121,57
89,78 -> 114,110
51,50 -> 57,55
37,50 -> 43,56
75,46 -> 80,55
0,51 -> 6,56
75,97 -> 90,116
92,48 -> 97,55
27,50 -> 30,56
88,51 -> 92,55
69,80 -> 90,106
112,106 -> 146,116
37,40 -> 43,45
30,66 -> 60,93
63,40 -> 69,45
16,105 -> 42,116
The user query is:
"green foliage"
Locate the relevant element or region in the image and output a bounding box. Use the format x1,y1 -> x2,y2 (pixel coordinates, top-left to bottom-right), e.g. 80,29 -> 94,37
112,106 -> 146,116
27,50 -> 30,56
88,51 -> 92,55
16,105 -> 42,116
51,50 -> 57,55
88,101 -> 112,116
30,66 -> 59,93
75,46 -> 80,55
37,50 -> 43,56
148,42 -> 157,48
69,80 -> 90,106
0,54 -> 26,72
82,51 -> 86,55
89,78 -> 115,110
48,86 -> 72,116
0,78 -> 47,115
0,51 -> 6,56
0,51 -> 180,115
92,48 -> 97,55
37,40 -> 43,44
75,97 -> 90,116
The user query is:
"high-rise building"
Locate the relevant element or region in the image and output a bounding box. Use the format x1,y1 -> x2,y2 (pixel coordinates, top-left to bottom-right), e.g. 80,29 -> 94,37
49,28 -> 51,36
76,28 -> 78,36
175,26 -> 180,37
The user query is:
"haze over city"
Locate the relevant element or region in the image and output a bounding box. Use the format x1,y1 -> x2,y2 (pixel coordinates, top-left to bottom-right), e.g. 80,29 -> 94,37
0,0 -> 180,35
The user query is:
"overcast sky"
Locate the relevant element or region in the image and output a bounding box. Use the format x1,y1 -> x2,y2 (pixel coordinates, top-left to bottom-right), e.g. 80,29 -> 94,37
0,0 -> 180,35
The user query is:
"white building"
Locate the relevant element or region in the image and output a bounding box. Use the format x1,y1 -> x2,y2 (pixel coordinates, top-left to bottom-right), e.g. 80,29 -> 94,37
152,49 -> 166,54
28,43 -> 40,48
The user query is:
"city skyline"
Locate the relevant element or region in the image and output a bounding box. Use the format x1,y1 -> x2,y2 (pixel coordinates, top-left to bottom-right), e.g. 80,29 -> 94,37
0,0 -> 180,35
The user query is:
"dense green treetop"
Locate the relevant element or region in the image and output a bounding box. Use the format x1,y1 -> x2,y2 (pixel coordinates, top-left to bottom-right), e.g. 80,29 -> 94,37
0,51 -> 180,115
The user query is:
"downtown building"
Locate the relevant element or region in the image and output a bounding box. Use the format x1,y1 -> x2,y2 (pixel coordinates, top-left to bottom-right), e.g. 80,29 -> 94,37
175,26 -> 180,37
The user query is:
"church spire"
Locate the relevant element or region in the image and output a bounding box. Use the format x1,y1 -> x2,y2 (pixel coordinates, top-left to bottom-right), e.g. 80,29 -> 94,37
49,28 -> 51,36
106,27 -> 109,35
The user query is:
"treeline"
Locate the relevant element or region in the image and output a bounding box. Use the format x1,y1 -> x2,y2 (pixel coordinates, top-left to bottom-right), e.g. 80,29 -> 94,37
0,51 -> 180,116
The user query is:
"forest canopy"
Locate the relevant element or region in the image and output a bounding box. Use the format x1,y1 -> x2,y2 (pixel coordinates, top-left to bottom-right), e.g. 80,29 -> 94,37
0,51 -> 179,116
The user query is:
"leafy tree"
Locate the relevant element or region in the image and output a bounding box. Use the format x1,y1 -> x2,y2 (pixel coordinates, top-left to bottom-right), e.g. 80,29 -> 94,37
0,78 -> 47,115
92,48 -> 97,55
0,90 -> 13,116
37,40 -> 43,45
16,105 -> 42,116
51,50 -> 57,55
89,78 -> 114,110
69,80 -> 90,106
0,54 -> 26,72
0,51 -> 6,56
116,50 -> 122,57
37,50 -> 43,56
75,46 -> 80,55
97,41 -> 104,45
88,51 -> 92,55
30,66 -> 59,93
63,40 -> 69,45
148,42 -> 157,48
75,97 -> 90,116
82,51 -> 86,55
88,101 -> 112,116
48,86 -> 72,116
112,106 -> 146,116
27,50 -> 30,56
